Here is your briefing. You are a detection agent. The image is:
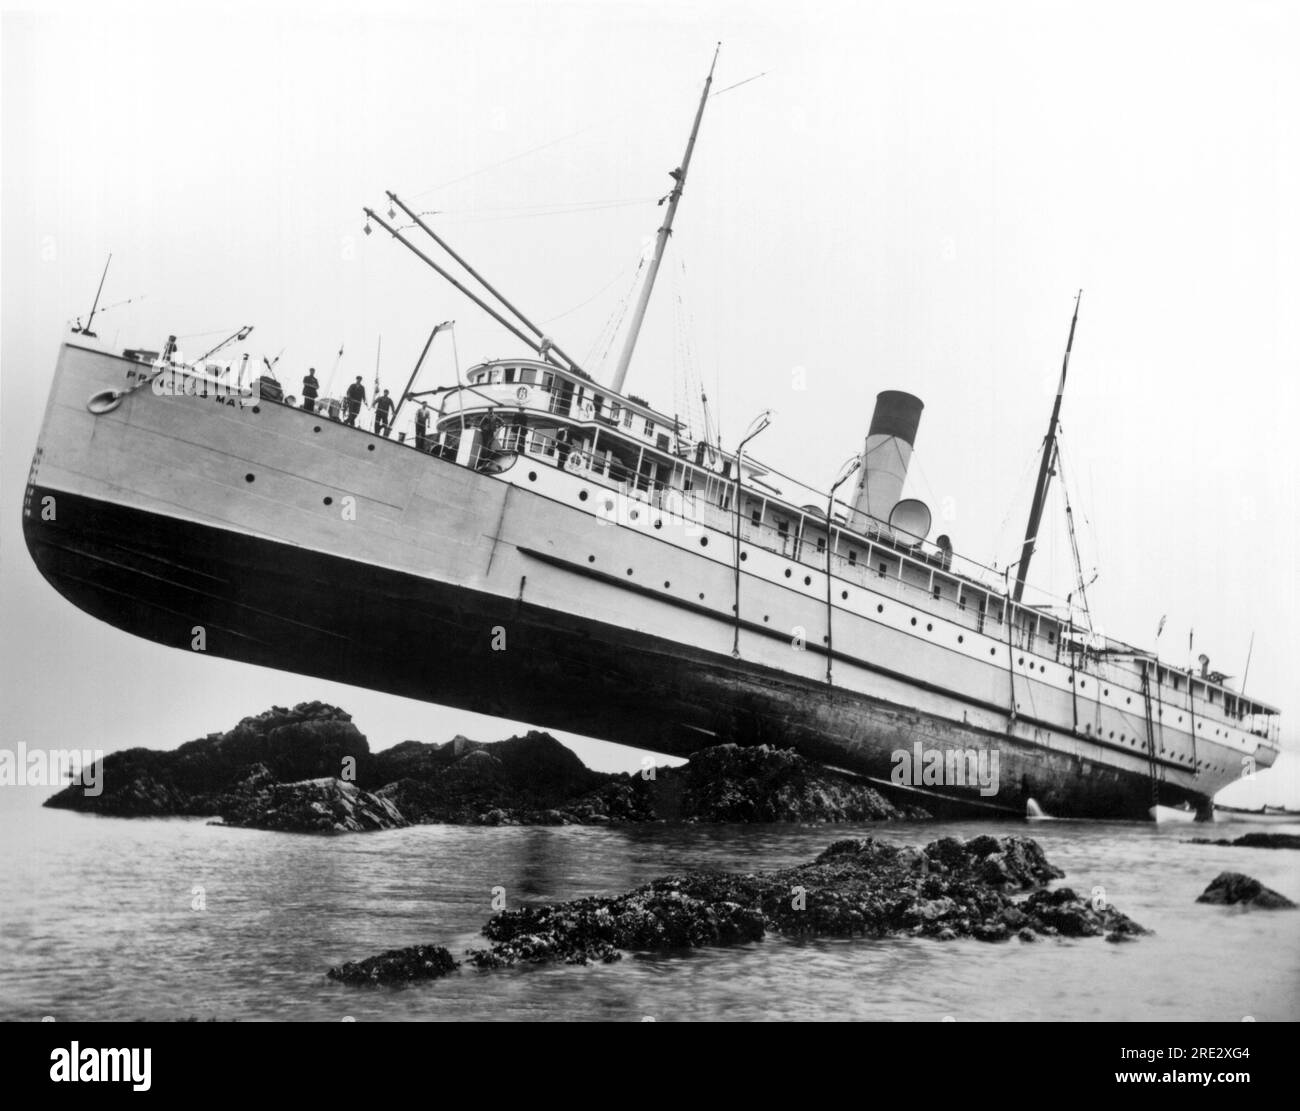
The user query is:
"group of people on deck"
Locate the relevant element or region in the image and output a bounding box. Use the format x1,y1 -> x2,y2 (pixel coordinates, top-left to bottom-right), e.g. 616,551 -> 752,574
298,368 -> 434,449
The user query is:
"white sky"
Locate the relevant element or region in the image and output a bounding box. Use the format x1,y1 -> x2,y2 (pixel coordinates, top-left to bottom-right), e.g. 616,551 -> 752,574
2,0 -> 1297,806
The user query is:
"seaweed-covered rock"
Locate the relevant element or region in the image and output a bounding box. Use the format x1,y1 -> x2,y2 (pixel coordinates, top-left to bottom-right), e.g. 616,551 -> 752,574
1195,872 -> 1295,908
458,835 -> 1141,969
327,945 -> 458,985
217,777 -> 407,833
1188,833 -> 1300,851
44,702 -> 365,816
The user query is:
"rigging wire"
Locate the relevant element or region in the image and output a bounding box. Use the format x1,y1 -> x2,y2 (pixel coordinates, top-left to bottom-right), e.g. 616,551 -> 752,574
540,258 -> 640,327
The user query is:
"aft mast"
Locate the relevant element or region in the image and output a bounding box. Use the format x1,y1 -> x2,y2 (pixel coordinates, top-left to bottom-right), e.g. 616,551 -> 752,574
610,44 -> 720,394
1012,290 -> 1082,604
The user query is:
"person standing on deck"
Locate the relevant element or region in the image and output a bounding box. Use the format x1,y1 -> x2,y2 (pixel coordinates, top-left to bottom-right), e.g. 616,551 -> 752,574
344,376 -> 366,426
373,389 -> 395,437
301,368 -> 319,412
414,401 -> 431,451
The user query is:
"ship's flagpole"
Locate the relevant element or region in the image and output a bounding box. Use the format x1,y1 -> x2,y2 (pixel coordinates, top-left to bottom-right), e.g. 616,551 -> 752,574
394,321 -> 452,424
610,43 -> 721,395
374,334 -> 382,414
1013,290 -> 1082,603
74,254 -> 112,338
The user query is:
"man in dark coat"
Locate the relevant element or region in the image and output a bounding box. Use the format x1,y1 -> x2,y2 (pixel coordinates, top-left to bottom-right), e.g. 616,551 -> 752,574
373,389 -> 395,437
301,368 -> 319,412
344,376 -> 366,426
414,402 -> 431,451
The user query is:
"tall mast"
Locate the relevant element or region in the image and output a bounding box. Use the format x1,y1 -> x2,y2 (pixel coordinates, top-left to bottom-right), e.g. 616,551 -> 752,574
610,43 -> 720,395
1013,290 -> 1082,604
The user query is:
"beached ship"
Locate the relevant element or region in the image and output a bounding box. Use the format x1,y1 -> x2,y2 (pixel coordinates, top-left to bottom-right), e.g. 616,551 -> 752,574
22,55 -> 1280,818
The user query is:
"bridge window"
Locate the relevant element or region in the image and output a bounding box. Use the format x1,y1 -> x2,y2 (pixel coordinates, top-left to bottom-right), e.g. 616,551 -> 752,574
504,367 -> 517,384
520,368 -> 537,385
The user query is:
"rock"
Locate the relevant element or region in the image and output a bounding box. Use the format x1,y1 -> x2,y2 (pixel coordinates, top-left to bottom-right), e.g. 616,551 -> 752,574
1188,833 -> 1300,851
217,777 -> 407,833
1195,872 -> 1295,908
447,835 -> 1143,969
44,707 -> 930,829
327,945 -> 458,985
44,702 -> 366,816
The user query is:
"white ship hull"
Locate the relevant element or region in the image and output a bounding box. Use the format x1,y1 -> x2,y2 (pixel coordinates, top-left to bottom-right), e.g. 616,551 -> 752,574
23,344 -> 1279,819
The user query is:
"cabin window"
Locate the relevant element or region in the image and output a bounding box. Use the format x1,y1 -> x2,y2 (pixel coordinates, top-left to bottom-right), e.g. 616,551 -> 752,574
504,367 -> 517,384
644,418 -> 656,437
623,410 -> 633,429
657,433 -> 670,452
608,402 -> 621,422
750,505 -> 762,525
542,372 -> 555,391
593,394 -> 605,416
520,368 -> 537,385
957,591 -> 966,611
932,585 -> 942,600
848,549 -> 858,566
816,536 -> 826,554
878,562 -> 887,578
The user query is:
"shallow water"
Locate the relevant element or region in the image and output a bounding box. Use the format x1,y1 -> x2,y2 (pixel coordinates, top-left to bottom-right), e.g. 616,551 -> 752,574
1,791 -> 1296,1022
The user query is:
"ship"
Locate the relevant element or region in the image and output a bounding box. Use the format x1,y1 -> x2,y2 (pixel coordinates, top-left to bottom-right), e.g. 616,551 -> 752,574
22,52 -> 1280,820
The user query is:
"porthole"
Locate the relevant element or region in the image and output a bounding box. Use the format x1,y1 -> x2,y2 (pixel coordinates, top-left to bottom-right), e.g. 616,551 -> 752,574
877,604 -> 884,614
803,576 -> 811,586
1109,731 -> 1115,739
528,471 -> 537,481
957,635 -> 964,644
1126,696 -> 1132,705
1080,680 -> 1086,689
910,617 -> 918,627
841,590 -> 848,600
323,497 -> 333,506
629,509 -> 639,521
991,648 -> 997,656
654,519 -> 663,530
588,555 -> 595,563
251,406 -> 261,414
1040,665 -> 1047,673
700,537 -> 708,547
926,623 -> 933,632
244,473 -> 255,483
664,581 -> 670,588
740,552 -> 748,562
698,592 -> 705,600
1067,677 -> 1073,684
784,569 -> 792,578
579,490 -> 589,502
763,615 -> 770,623
313,425 -> 322,433
1104,688 -> 1110,696
367,444 -> 375,452
604,499 -> 615,512
1018,656 -> 1024,665
626,568 -> 634,576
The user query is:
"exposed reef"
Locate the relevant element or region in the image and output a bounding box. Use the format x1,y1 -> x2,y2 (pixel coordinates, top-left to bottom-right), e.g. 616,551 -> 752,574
45,703 -> 925,831
326,835 -> 1147,984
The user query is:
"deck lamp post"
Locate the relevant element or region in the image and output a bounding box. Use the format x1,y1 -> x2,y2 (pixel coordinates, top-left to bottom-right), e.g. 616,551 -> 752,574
732,410 -> 773,658
825,455 -> 861,684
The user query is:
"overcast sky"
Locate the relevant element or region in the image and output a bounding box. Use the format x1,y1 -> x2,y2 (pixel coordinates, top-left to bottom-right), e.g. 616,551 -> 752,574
2,0 -> 1297,807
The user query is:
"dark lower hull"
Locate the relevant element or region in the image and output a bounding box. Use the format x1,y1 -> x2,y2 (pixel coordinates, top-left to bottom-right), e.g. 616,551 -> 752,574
22,484 -> 1208,819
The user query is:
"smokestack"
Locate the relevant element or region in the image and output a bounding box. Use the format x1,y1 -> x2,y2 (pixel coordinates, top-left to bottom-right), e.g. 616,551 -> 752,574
850,390 -> 924,526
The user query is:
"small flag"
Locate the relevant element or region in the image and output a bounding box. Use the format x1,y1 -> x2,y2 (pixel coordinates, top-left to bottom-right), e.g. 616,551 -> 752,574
1157,615 -> 1166,638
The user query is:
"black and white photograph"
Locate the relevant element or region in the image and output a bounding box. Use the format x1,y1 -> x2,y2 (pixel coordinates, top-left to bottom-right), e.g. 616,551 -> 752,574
2,0 -> 1297,1060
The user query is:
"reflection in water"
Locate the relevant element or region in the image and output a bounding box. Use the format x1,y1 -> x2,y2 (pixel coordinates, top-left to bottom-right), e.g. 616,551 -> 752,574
0,791 -> 1296,1022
